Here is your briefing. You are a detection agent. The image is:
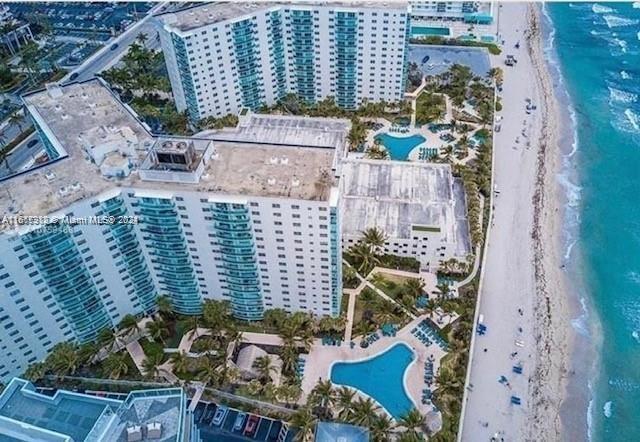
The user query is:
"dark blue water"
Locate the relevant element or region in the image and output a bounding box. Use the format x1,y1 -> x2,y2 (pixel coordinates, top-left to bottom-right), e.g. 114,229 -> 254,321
546,2 -> 640,440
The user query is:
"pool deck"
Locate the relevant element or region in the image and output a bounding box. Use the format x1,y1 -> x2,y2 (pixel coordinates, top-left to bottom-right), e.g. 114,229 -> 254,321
300,314 -> 447,420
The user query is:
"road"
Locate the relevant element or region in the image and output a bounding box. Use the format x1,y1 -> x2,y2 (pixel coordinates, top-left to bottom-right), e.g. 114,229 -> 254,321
0,132 -> 42,177
63,2 -> 167,84
0,3 -> 169,177
460,3 -> 543,441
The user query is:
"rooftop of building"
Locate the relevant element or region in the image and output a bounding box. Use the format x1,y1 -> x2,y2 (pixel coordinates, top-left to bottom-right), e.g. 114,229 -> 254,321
0,80 -> 344,229
0,378 -> 188,442
155,1 -> 408,32
340,159 -> 464,245
0,378 -> 121,442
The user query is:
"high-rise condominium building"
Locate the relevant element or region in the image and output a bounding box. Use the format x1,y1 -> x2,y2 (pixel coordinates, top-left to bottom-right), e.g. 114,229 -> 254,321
0,79 -> 345,382
154,2 -> 410,121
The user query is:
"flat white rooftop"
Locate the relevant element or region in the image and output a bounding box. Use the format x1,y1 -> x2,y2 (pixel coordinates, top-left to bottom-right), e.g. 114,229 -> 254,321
340,159 -> 463,245
0,80 -> 345,227
155,1 -> 408,32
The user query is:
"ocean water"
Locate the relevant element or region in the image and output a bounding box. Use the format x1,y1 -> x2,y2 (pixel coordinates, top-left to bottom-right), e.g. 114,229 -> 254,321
546,3 -> 640,441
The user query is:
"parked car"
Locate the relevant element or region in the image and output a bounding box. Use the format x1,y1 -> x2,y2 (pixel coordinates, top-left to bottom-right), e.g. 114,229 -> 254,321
233,412 -> 247,432
212,406 -> 227,426
69,72 -> 79,81
110,43 -> 119,50
244,415 -> 260,436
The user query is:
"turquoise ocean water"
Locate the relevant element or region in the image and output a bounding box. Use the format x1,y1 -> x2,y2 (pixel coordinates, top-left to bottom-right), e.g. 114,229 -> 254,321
545,2 -> 640,440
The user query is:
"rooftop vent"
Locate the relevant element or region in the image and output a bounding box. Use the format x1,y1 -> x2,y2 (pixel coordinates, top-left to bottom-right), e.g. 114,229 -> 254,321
291,178 -> 300,187
280,157 -> 289,165
126,425 -> 142,442
147,422 -> 162,440
267,177 -> 276,185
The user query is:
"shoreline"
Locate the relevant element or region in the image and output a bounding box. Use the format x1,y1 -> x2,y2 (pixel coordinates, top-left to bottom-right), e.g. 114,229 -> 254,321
527,4 -> 596,441
538,5 -> 604,441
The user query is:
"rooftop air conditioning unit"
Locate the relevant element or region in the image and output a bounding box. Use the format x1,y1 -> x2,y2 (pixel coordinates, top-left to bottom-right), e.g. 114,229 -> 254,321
147,422 -> 162,439
126,425 -> 142,442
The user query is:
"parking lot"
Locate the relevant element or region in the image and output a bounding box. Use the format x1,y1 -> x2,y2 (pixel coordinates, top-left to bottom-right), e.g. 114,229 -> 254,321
8,2 -> 153,34
192,401 -> 296,442
408,44 -> 491,77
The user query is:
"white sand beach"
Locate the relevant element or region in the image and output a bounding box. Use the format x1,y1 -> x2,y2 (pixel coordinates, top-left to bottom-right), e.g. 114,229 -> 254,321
460,3 -> 572,441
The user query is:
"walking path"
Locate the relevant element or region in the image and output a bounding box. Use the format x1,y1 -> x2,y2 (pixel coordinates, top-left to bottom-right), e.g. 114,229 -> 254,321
342,284 -> 363,344
125,340 -> 147,375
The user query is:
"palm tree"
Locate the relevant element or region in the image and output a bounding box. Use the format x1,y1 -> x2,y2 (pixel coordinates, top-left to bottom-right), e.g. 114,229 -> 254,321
436,282 -> 451,298
146,319 -> 168,344
399,408 -> 425,436
103,353 -> 130,379
434,367 -> 462,398
253,355 -> 276,383
202,299 -> 232,331
280,344 -> 298,377
170,351 -> 188,375
119,314 -> 140,337
47,342 -> 80,376
404,278 -> 425,299
23,362 -> 46,382
77,342 -> 99,366
196,360 -> 219,386
98,327 -> 119,352
349,397 -> 379,427
370,414 -> 394,442
348,242 -> 380,273
290,406 -> 317,442
309,379 -> 335,420
8,111 -> 24,134
156,295 -> 173,318
142,353 -> 163,379
187,315 -> 200,338
336,386 -> 356,421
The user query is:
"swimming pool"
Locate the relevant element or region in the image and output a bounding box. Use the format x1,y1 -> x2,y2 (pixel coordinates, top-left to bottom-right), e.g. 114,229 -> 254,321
375,133 -> 426,161
330,343 -> 416,420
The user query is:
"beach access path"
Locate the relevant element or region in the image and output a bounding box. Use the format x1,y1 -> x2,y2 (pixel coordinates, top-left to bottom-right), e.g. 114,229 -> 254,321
460,3 -> 548,440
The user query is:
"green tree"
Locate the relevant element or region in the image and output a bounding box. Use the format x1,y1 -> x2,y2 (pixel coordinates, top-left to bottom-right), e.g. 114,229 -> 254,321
170,351 -> 188,375
361,227 -> 387,252
253,355 -> 276,384
103,352 -> 130,379
156,295 -> 173,318
119,314 -> 140,336
290,406 -> 317,442
46,342 -> 80,376
146,318 -> 168,344
370,414 -> 394,442
98,327 -> 119,352
309,379 -> 335,420
348,242 -> 380,273
336,386 -> 356,421
399,408 -> 425,437
23,362 -> 46,382
142,353 -> 163,379
8,111 -> 25,134
349,397 -> 379,428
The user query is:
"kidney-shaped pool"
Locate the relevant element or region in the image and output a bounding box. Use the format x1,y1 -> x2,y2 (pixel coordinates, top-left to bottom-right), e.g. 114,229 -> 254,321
330,342 -> 416,420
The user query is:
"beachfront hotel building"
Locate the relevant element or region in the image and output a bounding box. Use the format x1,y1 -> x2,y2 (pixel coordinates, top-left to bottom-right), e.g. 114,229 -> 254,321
0,79 -> 345,382
409,1 -> 496,41
0,378 -> 200,441
153,2 -> 411,121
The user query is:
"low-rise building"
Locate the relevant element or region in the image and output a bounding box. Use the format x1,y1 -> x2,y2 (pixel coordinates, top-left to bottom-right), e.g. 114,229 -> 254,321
409,1 -> 496,41
340,159 -> 471,271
